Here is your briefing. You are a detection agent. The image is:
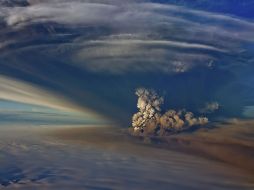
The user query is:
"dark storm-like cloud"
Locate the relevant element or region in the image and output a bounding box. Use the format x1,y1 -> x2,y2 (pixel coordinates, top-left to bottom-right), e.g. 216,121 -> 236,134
0,0 -> 254,124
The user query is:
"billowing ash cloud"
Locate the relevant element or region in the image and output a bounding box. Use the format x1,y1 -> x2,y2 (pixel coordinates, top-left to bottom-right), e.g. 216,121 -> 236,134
199,102 -> 220,114
132,88 -> 164,130
131,88 -> 208,136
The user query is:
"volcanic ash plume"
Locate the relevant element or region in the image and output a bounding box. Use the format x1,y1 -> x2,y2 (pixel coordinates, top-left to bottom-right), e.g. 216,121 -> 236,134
199,102 -> 220,114
131,88 -> 208,136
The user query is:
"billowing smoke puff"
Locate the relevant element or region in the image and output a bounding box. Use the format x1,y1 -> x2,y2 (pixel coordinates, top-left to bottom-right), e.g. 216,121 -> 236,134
131,88 -> 208,136
132,88 -> 163,130
199,102 -> 220,114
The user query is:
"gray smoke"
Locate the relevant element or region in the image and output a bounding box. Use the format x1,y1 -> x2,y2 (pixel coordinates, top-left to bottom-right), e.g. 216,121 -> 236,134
199,102 -> 220,114
131,88 -> 208,136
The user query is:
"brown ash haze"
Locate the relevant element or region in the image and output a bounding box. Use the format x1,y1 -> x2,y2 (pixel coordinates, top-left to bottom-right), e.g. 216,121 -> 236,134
0,0 -> 254,189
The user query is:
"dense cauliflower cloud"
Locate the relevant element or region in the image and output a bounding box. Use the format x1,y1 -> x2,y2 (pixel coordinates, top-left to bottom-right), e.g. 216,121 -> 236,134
131,88 -> 208,136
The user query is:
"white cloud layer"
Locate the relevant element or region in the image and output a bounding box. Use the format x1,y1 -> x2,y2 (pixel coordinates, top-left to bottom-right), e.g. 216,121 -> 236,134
1,0 -> 254,73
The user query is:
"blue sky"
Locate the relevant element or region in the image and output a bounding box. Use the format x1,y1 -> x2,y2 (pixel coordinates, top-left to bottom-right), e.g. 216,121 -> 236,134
153,0 -> 254,19
0,0 -> 254,125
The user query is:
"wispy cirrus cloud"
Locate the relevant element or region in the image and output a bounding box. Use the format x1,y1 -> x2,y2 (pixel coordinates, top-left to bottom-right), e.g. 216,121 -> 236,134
0,0 -> 253,74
